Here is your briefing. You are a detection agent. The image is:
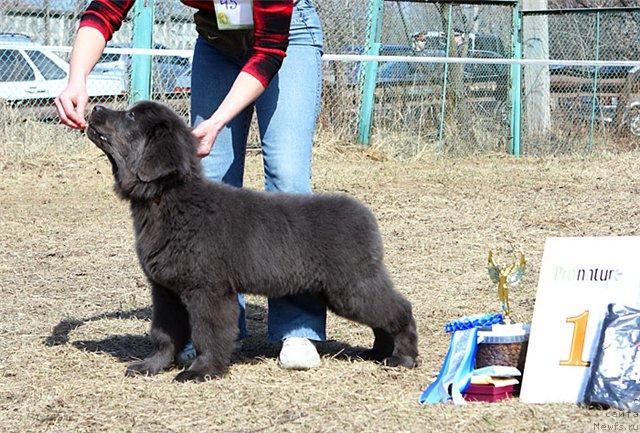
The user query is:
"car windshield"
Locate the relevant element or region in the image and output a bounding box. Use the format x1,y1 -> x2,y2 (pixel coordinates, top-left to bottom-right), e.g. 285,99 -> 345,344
0,49 -> 35,82
26,50 -> 67,80
474,36 -> 504,55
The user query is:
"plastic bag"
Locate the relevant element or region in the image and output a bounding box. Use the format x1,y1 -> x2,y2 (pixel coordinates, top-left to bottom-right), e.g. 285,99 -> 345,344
584,304 -> 640,412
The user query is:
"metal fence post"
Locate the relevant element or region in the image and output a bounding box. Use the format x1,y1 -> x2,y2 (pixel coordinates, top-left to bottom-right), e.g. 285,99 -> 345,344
129,0 -> 154,104
437,3 -> 453,152
357,0 -> 384,146
510,2 -> 523,157
588,11 -> 601,152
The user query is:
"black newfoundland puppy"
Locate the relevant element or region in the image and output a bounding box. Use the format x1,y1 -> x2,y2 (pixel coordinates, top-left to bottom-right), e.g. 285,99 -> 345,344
86,101 -> 419,382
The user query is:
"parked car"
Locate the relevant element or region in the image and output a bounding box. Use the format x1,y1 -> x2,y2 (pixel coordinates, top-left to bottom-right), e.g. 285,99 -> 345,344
330,44 -> 445,87
550,64 -> 635,79
172,65 -> 192,93
329,40 -> 509,102
556,93 -> 640,138
0,33 -> 126,119
463,50 -> 510,101
413,31 -> 507,57
94,43 -> 191,95
552,64 -> 640,137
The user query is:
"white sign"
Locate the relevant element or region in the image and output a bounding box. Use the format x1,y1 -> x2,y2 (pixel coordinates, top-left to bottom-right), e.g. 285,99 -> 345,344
520,237 -> 640,404
213,0 -> 254,30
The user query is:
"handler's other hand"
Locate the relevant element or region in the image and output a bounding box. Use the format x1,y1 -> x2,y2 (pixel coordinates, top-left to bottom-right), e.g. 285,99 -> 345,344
192,117 -> 225,158
55,81 -> 89,130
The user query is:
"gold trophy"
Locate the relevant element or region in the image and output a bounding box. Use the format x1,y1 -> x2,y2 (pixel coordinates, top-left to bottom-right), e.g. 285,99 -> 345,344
487,251 -> 526,325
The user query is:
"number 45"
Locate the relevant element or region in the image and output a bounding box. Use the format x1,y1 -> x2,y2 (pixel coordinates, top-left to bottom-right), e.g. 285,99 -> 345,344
560,311 -> 591,367
220,0 -> 238,9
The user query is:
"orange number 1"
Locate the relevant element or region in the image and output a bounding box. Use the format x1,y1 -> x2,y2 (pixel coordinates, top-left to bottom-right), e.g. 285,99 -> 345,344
559,311 -> 591,367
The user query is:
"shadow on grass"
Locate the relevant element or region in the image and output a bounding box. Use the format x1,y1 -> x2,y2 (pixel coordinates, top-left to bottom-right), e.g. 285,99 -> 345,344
44,303 -> 369,365
44,306 -> 153,361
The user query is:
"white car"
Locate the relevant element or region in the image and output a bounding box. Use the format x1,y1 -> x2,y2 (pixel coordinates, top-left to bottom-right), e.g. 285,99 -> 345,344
0,33 -> 126,118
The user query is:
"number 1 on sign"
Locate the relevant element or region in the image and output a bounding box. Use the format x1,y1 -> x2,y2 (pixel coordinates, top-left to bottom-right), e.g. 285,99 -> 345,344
559,311 -> 591,367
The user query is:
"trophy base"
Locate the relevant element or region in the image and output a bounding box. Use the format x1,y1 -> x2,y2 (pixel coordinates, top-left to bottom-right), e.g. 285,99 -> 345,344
475,323 -> 530,395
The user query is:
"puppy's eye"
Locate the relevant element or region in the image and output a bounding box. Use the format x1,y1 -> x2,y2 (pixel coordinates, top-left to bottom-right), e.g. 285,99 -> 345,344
126,111 -> 135,120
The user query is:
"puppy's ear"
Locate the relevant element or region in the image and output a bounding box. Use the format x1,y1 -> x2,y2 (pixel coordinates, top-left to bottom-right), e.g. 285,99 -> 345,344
137,121 -> 188,182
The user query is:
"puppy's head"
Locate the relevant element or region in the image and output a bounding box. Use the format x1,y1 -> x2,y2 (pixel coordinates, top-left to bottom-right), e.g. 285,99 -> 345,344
86,101 -> 199,201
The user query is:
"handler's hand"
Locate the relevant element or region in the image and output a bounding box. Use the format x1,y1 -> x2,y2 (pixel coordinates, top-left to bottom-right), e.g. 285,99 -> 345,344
192,117 -> 225,158
55,81 -> 89,130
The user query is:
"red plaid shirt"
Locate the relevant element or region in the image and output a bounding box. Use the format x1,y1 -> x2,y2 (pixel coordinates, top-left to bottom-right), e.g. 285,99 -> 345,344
80,0 -> 293,87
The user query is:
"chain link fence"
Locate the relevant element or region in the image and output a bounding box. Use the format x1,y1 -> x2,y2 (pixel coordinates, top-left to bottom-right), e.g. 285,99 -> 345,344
1,0 -> 639,156
0,0 -> 195,126
521,8 -> 640,155
320,1 -> 516,155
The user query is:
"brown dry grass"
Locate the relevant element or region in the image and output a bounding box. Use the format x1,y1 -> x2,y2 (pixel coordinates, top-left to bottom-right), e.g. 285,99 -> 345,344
1,126 -> 640,433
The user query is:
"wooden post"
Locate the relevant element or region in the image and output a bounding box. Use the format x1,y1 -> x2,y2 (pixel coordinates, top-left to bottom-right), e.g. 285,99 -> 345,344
522,0 -> 551,141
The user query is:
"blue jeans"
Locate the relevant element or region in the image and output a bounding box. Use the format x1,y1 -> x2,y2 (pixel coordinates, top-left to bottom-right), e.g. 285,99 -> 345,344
190,0 -> 326,343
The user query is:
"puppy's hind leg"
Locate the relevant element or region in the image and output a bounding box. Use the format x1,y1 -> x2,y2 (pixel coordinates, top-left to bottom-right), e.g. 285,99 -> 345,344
126,283 -> 190,377
174,290 -> 238,383
325,271 -> 419,368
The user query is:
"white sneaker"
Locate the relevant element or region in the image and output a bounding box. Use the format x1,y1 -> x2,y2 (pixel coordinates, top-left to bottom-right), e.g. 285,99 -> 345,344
278,337 -> 321,370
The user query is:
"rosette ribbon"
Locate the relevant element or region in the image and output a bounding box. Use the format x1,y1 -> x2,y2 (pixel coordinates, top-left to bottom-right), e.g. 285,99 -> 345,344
444,313 -> 504,333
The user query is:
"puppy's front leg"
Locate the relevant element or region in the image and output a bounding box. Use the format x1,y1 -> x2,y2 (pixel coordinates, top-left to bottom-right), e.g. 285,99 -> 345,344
126,283 -> 190,377
174,290 -> 238,382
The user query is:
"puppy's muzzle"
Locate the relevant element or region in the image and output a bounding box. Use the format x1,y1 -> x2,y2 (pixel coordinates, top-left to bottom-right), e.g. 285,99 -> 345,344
87,105 -> 112,145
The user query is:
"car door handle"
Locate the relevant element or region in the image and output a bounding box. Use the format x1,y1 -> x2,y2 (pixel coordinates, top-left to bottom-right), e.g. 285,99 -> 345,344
26,87 -> 47,94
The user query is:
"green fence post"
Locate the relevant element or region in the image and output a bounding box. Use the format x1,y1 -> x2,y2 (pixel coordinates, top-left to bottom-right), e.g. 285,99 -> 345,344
129,0 -> 154,104
509,2 -> 522,157
357,0 -> 384,146
437,3 -> 453,152
588,11 -> 601,153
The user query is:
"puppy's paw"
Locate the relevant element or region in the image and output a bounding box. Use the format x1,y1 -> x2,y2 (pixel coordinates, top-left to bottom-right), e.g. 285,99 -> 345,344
125,359 -> 164,377
358,348 -> 388,362
173,369 -> 222,383
382,355 -> 419,369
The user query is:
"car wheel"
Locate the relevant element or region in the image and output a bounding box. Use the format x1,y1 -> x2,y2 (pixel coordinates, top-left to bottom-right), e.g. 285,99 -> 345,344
629,108 -> 640,138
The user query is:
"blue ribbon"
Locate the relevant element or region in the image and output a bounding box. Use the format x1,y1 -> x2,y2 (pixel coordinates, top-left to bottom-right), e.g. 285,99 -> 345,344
419,327 -> 479,405
420,313 -> 503,405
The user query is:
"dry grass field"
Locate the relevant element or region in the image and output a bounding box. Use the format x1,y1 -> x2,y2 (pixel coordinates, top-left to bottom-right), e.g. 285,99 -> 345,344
1,123 -> 640,432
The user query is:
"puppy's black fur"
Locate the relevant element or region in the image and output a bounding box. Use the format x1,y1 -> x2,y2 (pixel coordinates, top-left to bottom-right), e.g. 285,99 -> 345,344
86,101 -> 419,382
